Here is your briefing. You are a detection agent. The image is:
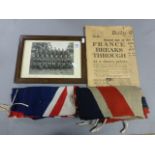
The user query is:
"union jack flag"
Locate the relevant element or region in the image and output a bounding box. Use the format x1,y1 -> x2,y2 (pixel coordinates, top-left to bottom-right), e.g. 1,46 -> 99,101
75,86 -> 149,122
9,86 -> 149,123
9,86 -> 76,119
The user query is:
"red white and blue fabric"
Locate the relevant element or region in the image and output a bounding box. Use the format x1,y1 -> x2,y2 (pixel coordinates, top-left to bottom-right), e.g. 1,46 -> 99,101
9,86 -> 76,119
9,86 -> 149,123
75,86 -> 149,122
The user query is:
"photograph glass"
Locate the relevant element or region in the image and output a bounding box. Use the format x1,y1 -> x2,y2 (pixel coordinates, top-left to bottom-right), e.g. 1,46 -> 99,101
21,40 -> 81,79
29,42 -> 74,75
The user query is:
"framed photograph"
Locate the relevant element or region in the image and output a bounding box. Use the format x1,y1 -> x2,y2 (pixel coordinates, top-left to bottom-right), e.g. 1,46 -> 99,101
15,35 -> 87,83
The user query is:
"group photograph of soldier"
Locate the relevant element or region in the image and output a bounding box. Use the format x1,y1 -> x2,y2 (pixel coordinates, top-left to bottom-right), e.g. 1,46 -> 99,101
29,42 -> 74,75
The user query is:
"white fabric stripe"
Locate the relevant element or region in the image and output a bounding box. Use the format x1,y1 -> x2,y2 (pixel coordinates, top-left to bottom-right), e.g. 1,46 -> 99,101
59,86 -> 76,116
89,88 -> 113,118
13,103 -> 29,107
12,89 -> 19,103
43,87 -> 65,117
115,86 -> 144,118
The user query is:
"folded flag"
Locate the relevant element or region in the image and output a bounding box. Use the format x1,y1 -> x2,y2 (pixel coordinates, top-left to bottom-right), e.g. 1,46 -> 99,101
9,86 -> 149,124
76,86 -> 149,122
9,86 -> 76,119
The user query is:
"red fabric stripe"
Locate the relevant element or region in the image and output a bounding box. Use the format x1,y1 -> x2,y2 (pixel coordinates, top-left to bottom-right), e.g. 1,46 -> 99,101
106,118 -> 122,123
143,108 -> 150,118
50,87 -> 67,116
9,111 -> 25,118
9,111 -> 35,119
97,86 -> 134,117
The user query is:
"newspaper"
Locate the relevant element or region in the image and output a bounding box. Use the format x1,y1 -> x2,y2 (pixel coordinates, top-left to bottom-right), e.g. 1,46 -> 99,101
85,26 -> 140,87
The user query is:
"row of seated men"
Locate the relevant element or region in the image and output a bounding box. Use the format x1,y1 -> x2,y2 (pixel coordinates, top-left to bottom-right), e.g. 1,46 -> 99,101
30,60 -> 73,70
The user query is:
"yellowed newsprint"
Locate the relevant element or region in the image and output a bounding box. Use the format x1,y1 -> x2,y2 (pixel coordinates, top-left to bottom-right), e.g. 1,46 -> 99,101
85,26 -> 140,87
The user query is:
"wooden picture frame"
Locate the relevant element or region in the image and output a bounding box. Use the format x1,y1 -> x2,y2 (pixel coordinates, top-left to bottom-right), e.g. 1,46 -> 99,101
15,35 -> 87,84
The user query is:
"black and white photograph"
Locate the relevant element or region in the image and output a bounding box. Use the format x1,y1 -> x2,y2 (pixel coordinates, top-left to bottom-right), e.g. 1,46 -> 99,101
29,41 -> 74,75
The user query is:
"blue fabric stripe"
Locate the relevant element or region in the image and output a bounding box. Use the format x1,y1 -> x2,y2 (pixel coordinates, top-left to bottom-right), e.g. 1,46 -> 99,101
141,96 -> 149,108
76,87 -> 104,120
11,87 -> 59,118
